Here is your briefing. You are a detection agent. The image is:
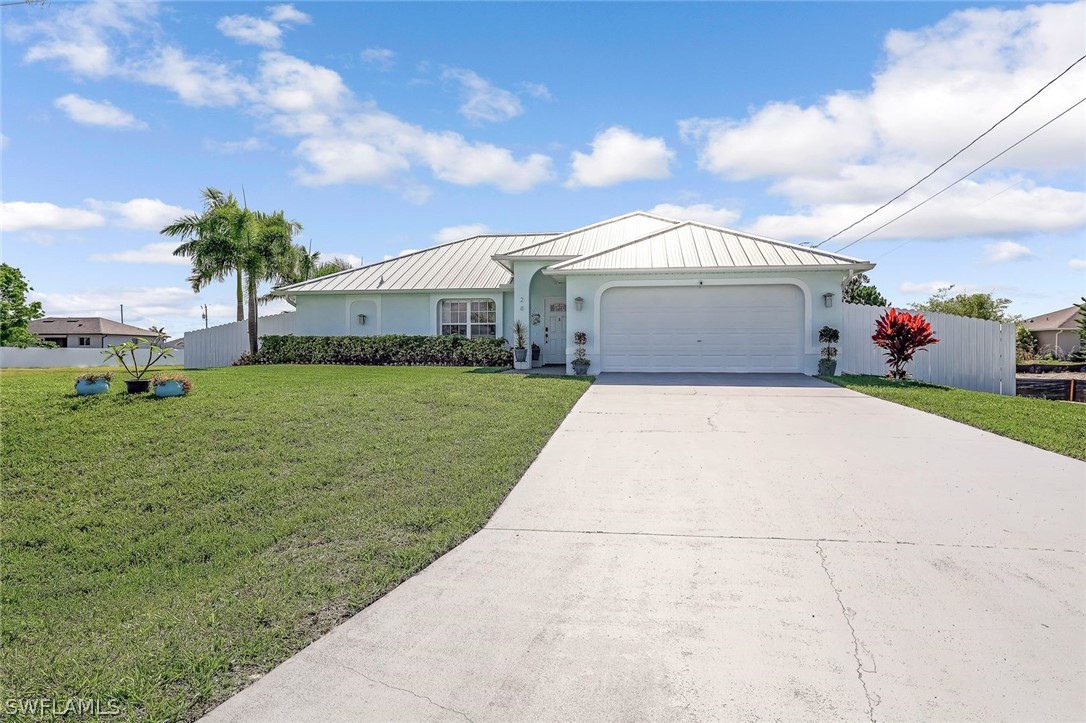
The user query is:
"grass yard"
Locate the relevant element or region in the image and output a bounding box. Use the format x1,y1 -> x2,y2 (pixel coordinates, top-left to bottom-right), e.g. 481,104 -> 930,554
824,374 -> 1086,461
0,365 -> 591,721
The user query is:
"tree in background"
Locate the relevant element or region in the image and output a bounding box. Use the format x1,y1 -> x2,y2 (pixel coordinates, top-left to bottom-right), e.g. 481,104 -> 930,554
148,325 -> 167,341
1071,297 -> 1086,362
262,246 -> 354,306
872,308 -> 939,380
912,286 -> 1016,322
0,264 -> 47,348
841,273 -> 889,307
1015,324 -> 1037,361
163,188 -> 248,322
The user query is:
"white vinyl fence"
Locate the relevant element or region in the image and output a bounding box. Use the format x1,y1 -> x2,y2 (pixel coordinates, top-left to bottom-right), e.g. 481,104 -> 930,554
0,346 -> 184,369
184,312 -> 295,368
838,303 -> 1016,395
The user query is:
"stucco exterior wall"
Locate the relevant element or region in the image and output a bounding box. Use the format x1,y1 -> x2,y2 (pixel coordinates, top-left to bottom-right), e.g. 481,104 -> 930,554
294,291 -> 510,341
1034,329 -> 1081,358
558,269 -> 850,375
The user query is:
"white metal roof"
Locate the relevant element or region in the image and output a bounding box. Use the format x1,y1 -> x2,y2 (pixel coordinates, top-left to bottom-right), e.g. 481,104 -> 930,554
546,221 -> 873,273
497,211 -> 678,259
276,233 -> 557,293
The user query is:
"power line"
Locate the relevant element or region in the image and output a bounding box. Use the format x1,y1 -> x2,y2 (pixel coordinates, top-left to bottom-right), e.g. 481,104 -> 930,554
816,52 -> 1086,248
834,96 -> 1086,254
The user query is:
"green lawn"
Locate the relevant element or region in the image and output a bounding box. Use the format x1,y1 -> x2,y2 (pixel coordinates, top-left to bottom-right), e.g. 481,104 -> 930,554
0,365 -> 591,721
824,374 -> 1086,461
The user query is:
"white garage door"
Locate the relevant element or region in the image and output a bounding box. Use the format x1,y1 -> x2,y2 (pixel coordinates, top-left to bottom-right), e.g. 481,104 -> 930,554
600,285 -> 804,373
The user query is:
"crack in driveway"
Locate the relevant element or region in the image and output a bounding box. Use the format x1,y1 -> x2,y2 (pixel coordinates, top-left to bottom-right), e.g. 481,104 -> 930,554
816,540 -> 880,722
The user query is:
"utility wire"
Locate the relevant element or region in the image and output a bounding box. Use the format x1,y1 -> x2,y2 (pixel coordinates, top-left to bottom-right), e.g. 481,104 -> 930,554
816,52 -> 1086,248
834,96 -> 1086,254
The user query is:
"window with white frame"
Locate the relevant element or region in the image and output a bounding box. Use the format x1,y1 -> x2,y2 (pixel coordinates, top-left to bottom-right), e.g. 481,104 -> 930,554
439,299 -> 496,338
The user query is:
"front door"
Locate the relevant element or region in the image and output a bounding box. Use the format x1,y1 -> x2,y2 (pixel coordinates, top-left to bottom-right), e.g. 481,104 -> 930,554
543,297 -> 566,364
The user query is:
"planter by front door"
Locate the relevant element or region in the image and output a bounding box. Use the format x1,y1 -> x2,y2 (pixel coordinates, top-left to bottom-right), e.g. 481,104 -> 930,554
543,297 -> 566,364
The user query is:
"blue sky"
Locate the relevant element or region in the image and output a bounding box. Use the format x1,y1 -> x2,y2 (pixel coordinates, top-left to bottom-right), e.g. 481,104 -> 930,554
2,0 -> 1084,337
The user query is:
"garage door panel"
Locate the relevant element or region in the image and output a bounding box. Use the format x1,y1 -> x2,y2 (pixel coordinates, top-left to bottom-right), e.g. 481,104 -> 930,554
600,285 -> 803,373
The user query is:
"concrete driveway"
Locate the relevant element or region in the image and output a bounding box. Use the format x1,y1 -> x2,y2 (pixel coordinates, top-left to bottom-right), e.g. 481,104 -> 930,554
205,374 -> 1085,722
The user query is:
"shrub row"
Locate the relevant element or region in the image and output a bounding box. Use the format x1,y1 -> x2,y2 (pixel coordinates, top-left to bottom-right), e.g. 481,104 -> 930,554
237,334 -> 513,367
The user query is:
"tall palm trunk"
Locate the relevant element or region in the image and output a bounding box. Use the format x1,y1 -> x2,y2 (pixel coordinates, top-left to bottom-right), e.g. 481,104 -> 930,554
236,270 -> 245,321
246,271 -> 259,354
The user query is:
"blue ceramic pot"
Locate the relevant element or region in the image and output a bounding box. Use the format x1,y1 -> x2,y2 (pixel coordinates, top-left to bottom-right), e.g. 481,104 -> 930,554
153,380 -> 186,397
75,379 -> 110,396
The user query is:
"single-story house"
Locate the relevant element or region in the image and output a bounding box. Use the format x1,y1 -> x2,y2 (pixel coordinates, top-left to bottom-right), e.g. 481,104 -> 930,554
275,211 -> 875,374
1023,305 -> 1083,358
29,317 -> 159,348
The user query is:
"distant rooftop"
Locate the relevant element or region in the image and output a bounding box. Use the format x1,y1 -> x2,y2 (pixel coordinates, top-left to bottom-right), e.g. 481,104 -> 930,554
30,317 -> 157,337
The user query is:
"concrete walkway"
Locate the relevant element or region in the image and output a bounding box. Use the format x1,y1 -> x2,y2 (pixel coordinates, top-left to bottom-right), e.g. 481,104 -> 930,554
205,374 -> 1085,722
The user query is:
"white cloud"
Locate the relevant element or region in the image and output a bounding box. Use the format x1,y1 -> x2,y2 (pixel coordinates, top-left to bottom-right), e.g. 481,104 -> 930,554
53,94 -> 146,129
217,4 -> 311,49
1069,259 -> 1086,271
433,224 -> 490,243
680,2 -> 1086,242
89,241 -> 190,265
442,68 -> 523,124
130,46 -> 253,107
518,82 -> 552,101
2,198 -> 192,233
1,201 -> 106,232
899,281 -> 955,296
8,0 -> 158,78
268,4 -> 312,25
748,179 -> 1086,243
650,203 -> 740,227
204,137 -> 265,153
361,47 -> 395,71
983,240 -> 1034,264
85,198 -> 193,230
568,126 -> 675,188
322,252 -> 362,267
217,15 -> 284,49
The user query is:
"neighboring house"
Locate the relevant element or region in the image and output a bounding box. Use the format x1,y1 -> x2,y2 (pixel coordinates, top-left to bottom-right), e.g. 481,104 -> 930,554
30,317 -> 159,349
276,212 -> 875,374
1023,305 -> 1083,358
164,337 -> 185,349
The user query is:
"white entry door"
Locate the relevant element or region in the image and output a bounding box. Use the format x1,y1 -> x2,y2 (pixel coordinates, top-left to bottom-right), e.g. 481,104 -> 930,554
600,285 -> 804,372
543,298 -> 566,363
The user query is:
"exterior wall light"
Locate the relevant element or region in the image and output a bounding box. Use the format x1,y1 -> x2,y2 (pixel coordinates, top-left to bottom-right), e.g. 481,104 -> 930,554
823,293 -> 834,308
357,314 -> 367,325
574,296 -> 584,311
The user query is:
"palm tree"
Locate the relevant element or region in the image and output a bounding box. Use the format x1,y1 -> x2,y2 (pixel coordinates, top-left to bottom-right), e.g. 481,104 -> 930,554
148,325 -> 167,341
259,245 -> 354,307
162,188 -> 246,322
238,210 -> 303,353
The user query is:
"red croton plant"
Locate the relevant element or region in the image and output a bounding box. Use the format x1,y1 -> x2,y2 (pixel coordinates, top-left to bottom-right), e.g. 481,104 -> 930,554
872,309 -> 939,380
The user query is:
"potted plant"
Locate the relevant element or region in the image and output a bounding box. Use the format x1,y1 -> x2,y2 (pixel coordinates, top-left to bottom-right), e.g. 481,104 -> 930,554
571,331 -> 591,375
512,320 -> 529,365
531,342 -> 541,368
151,373 -> 193,398
818,326 -> 840,376
74,371 -> 113,396
101,338 -> 175,393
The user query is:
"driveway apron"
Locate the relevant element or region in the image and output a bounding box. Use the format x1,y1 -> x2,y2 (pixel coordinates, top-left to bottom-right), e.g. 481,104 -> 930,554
204,373 -> 1085,722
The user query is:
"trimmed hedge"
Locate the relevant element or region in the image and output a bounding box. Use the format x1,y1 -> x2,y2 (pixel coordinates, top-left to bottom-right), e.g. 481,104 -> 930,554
237,334 -> 513,367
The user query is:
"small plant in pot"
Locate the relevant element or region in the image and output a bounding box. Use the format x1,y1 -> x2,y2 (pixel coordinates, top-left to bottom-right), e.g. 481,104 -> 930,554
151,373 -> 193,398
512,320 -> 528,363
101,338 -> 174,393
818,326 -> 840,376
531,342 -> 541,367
571,331 -> 591,375
74,371 -> 113,396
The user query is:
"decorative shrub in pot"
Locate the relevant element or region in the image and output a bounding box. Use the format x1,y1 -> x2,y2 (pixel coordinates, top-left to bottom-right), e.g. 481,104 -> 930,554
512,320 -> 528,363
571,330 -> 591,375
818,326 -> 840,376
531,343 -> 541,367
100,338 -> 175,393
151,373 -> 192,398
74,372 -> 113,396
